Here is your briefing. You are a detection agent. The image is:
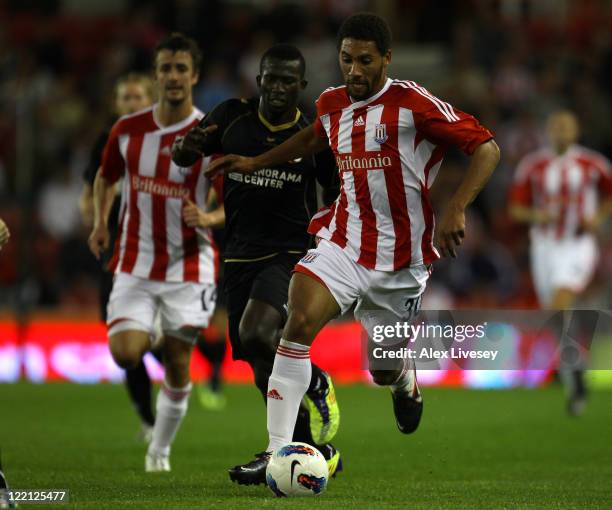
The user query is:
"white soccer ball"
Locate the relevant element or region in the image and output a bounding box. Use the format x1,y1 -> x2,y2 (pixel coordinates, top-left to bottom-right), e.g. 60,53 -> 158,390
265,442 -> 329,497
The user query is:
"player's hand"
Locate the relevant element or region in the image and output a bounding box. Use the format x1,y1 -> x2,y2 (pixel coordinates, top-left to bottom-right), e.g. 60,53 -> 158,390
577,215 -> 600,235
435,205 -> 465,258
533,209 -> 556,225
0,218 -> 10,250
182,199 -> 212,228
88,224 -> 110,260
205,154 -> 257,179
181,124 -> 218,154
172,124 -> 218,166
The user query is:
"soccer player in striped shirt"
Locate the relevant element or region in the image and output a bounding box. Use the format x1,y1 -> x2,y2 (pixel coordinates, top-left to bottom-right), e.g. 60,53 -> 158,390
509,110 -> 612,415
207,13 -> 500,479
88,33 -> 223,472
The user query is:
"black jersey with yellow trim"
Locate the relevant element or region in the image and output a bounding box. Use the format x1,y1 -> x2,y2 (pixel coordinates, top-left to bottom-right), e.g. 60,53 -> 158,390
199,97 -> 337,260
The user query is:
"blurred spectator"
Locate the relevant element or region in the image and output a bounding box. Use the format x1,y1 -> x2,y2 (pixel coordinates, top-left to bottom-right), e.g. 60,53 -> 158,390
38,166 -> 81,240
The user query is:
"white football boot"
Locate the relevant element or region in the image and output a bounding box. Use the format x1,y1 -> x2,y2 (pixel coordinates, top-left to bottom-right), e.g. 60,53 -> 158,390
145,451 -> 171,472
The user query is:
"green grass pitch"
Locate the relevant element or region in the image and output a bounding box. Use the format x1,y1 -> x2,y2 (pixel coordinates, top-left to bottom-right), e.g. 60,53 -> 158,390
1,382 -> 611,509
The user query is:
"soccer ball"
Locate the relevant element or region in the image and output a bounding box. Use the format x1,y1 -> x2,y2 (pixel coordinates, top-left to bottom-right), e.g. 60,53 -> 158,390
265,442 -> 329,497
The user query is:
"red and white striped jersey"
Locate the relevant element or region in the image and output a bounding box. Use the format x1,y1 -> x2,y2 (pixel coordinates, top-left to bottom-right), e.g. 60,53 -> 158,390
101,105 -> 217,283
509,145 -> 612,240
309,78 -> 493,271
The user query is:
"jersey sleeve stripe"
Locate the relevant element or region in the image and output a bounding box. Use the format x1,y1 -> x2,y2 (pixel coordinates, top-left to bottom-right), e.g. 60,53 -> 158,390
405,81 -> 460,122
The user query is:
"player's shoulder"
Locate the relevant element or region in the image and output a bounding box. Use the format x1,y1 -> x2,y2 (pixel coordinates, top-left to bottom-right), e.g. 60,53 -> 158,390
573,144 -> 611,171
111,106 -> 156,136
211,97 -> 255,118
388,79 -> 451,110
516,147 -> 553,176
316,85 -> 348,111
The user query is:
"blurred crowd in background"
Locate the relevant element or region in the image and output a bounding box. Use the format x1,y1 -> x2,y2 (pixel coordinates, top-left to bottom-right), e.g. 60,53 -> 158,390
1,0 -> 611,314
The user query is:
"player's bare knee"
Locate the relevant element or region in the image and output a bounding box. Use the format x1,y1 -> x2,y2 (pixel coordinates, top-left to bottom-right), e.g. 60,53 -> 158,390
370,369 -> 399,386
284,309 -> 317,343
239,322 -> 277,359
109,339 -> 143,369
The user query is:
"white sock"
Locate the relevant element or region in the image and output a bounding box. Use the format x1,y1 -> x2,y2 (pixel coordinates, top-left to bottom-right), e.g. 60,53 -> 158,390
148,381 -> 192,457
266,339 -> 311,452
391,359 -> 418,397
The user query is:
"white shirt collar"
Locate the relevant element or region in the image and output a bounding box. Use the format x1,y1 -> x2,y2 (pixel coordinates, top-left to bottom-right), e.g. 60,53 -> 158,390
348,78 -> 392,108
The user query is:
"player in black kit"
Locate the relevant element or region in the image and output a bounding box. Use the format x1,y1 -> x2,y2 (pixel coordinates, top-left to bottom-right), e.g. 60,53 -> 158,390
172,44 -> 342,485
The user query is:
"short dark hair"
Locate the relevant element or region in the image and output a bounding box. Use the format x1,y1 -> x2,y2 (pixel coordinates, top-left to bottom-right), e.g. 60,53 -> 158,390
260,44 -> 306,79
153,32 -> 202,73
337,13 -> 392,55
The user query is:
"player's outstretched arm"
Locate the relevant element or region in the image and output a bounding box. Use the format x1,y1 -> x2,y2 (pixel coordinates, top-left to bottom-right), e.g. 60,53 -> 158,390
508,204 -> 554,226
88,168 -> 116,260
206,125 -> 328,178
435,139 -> 500,258
172,124 -> 219,167
0,217 -> 10,250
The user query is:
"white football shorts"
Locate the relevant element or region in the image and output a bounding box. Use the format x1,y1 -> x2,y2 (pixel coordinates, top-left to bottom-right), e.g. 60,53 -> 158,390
294,239 -> 430,323
106,272 -> 216,343
530,234 -> 598,307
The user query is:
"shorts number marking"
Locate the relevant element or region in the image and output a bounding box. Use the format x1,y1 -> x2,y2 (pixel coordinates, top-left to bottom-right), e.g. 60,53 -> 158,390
201,287 -> 217,312
403,294 -> 422,320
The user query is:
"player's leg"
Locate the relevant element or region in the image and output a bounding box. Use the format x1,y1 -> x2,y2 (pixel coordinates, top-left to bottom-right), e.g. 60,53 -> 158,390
106,273 -> 158,442
107,274 -> 158,368
238,298 -> 282,396
108,330 -> 151,368
230,272 -> 342,485
358,266 -> 429,434
206,308 -> 227,396
550,237 -> 597,416
238,297 -> 341,466
146,282 -> 216,472
124,360 -> 155,439
238,297 -> 338,448
229,241 -> 358,485
108,326 -> 153,430
239,255 -> 340,446
269,273 -> 341,448
530,239 -> 554,309
146,331 -> 195,472
196,307 -> 227,411
551,286 -> 589,416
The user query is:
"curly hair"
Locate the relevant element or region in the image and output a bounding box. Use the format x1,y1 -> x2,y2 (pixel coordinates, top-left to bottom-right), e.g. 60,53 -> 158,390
337,13 -> 392,55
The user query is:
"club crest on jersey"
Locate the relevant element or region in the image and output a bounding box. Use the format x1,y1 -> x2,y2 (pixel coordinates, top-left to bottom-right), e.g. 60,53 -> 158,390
374,123 -> 388,144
